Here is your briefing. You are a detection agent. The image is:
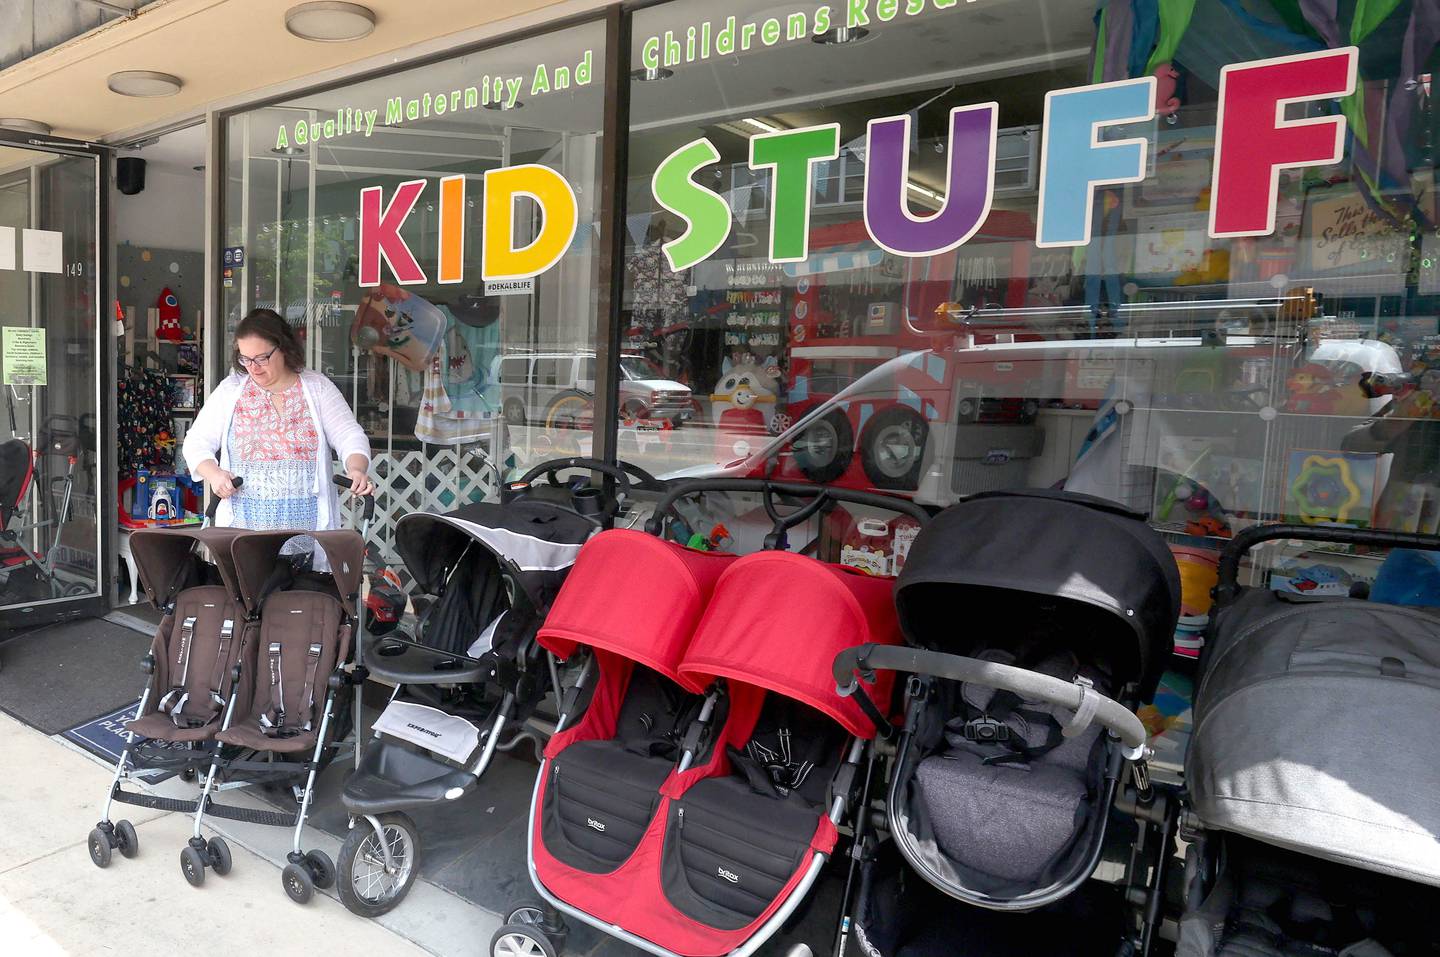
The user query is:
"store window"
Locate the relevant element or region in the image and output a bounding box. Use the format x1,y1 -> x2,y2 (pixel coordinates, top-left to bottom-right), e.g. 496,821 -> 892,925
222,20 -> 605,556
620,0 -> 1440,589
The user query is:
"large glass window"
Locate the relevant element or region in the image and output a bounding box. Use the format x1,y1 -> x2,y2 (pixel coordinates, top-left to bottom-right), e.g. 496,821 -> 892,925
620,0 -> 1440,588
223,21 -> 606,556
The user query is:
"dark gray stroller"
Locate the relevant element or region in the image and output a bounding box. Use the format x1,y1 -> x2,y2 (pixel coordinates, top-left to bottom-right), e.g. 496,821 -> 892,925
1179,524 -> 1440,957
833,490 -> 1182,957
336,458 -> 658,917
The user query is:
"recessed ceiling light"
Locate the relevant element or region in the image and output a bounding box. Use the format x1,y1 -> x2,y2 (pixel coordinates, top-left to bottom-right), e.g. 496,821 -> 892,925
812,25 -> 871,45
107,71 -> 183,97
0,118 -> 52,135
285,2 -> 376,42
630,66 -> 674,82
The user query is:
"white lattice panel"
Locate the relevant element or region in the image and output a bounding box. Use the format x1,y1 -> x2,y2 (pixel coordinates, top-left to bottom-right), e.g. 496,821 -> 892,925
361,447 -> 499,570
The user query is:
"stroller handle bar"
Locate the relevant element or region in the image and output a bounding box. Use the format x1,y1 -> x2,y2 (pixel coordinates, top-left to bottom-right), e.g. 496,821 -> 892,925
644,479 -> 930,540
332,474 -> 376,522
204,477 -> 243,521
833,644 -> 1148,753
1215,523 -> 1440,607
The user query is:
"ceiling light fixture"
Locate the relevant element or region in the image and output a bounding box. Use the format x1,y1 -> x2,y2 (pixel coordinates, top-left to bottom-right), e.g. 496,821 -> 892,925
285,2 -> 377,42
812,25 -> 870,45
483,100 -> 524,111
742,117 -> 782,133
271,146 -> 305,156
107,71 -> 183,97
630,66 -> 674,82
908,183 -> 941,200
0,118 -> 52,135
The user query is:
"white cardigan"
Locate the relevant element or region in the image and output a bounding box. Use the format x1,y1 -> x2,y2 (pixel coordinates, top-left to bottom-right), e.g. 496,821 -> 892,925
182,369 -> 371,533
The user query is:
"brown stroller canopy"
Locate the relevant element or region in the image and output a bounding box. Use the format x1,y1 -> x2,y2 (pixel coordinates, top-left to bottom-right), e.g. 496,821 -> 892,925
130,526 -> 365,617
230,529 -> 366,617
129,526 -> 247,609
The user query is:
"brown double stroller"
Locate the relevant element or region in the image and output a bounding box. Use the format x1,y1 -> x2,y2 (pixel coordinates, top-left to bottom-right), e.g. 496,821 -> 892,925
90,485 -> 370,904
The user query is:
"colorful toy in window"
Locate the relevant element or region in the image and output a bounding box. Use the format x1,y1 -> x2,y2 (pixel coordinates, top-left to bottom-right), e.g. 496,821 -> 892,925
1283,362 -> 1351,415
709,360 -> 779,463
1285,450 -> 1378,527
351,283 -> 447,372
155,287 -> 184,341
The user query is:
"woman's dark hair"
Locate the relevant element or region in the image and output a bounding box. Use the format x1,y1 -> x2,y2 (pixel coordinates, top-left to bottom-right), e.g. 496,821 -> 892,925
231,309 -> 305,374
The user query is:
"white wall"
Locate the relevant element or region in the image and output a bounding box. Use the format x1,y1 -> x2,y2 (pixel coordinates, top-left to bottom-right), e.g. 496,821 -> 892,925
111,165 -> 205,252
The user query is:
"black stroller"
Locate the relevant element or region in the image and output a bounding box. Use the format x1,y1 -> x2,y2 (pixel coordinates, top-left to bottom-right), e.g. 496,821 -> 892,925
336,457 -> 660,917
1179,524 -> 1440,957
833,490 -> 1181,957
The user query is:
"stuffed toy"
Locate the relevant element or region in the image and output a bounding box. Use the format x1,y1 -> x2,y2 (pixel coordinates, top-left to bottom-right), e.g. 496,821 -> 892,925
155,287 -> 184,341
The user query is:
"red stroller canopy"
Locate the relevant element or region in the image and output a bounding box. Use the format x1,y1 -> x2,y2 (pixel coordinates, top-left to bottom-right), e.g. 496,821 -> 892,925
678,552 -> 903,738
538,529 -> 736,682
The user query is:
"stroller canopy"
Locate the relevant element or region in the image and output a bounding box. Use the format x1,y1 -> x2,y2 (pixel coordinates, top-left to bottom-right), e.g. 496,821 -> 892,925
394,501 -> 592,610
538,529 -> 736,681
129,526 -> 248,609
896,490 -> 1180,701
0,437 -> 33,526
678,551 -> 903,739
230,529 -> 367,618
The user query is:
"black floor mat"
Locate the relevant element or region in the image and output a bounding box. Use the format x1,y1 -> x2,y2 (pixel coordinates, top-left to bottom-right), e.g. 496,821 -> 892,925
0,617 -> 151,734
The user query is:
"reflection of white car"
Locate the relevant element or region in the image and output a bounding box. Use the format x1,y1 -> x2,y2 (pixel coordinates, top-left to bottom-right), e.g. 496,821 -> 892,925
493,352 -> 692,429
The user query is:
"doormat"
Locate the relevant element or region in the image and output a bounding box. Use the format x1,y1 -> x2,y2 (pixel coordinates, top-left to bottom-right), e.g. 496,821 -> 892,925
0,617 -> 151,734
62,702 -> 178,784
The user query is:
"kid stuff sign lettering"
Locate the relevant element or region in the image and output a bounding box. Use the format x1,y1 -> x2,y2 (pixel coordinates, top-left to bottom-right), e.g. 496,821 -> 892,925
357,47 -> 1358,288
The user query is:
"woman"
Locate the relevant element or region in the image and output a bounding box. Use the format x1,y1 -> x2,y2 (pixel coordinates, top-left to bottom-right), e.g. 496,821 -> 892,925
183,309 -> 374,549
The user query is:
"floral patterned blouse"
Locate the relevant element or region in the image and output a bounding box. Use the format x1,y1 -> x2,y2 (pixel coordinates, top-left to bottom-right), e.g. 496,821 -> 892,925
226,378 -> 319,545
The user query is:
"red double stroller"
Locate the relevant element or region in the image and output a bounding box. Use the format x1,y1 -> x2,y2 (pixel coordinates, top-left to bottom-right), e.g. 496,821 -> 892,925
493,480 -> 928,957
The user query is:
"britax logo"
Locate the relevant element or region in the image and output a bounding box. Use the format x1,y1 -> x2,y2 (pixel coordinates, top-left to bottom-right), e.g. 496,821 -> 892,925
717,867 -> 740,884
586,818 -> 606,832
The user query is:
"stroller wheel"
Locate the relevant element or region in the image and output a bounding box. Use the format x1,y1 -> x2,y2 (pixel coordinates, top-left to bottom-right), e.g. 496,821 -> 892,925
115,820 -> 139,859
207,837 -> 232,876
87,828 -> 112,868
282,862 -> 315,904
305,849 -> 336,890
491,924 -> 559,957
504,900 -> 549,927
337,812 -> 418,918
180,845 -> 207,887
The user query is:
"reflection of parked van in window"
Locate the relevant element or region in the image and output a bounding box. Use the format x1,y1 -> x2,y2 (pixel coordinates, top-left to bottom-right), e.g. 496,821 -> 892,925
493,352 -> 692,429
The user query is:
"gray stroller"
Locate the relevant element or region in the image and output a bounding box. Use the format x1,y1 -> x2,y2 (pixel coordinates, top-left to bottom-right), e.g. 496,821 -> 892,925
1180,524 -> 1440,957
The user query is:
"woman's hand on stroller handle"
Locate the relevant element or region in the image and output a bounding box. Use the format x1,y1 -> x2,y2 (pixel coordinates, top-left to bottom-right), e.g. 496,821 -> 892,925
204,476 -> 243,520
333,473 -> 376,522
833,644 -> 1148,754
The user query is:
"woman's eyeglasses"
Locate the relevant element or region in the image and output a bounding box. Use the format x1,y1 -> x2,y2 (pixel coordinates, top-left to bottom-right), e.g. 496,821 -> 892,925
237,347 -> 277,369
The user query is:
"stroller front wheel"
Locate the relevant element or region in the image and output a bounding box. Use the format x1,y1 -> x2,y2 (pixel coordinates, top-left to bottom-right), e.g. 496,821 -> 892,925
282,861 -> 315,904
115,820 -> 139,859
337,812 -> 418,918
305,849 -> 336,889
491,924 -> 559,957
180,845 -> 206,887
87,827 -> 112,868
207,837 -> 232,876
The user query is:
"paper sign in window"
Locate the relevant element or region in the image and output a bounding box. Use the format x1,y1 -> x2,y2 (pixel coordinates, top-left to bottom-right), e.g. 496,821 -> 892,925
0,227 -> 14,270
22,229 -> 63,274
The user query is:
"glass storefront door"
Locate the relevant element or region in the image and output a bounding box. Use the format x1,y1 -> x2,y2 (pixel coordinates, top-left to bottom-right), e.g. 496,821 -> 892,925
0,134 -> 106,627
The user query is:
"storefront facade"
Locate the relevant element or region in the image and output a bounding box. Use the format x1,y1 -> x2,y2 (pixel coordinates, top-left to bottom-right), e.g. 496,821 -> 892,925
5,0 -> 1440,615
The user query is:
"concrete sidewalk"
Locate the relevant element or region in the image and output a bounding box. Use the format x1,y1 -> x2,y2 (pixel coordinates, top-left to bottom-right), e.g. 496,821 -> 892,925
0,710 -> 491,956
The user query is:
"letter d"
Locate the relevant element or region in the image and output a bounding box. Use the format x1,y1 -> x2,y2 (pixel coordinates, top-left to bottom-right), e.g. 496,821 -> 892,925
482,165 -> 579,282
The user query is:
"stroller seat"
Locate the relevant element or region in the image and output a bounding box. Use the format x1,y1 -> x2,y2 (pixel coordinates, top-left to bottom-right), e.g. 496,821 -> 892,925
216,589 -> 347,754
127,585 -> 248,742
543,663 -> 706,872
912,648 -> 1110,887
